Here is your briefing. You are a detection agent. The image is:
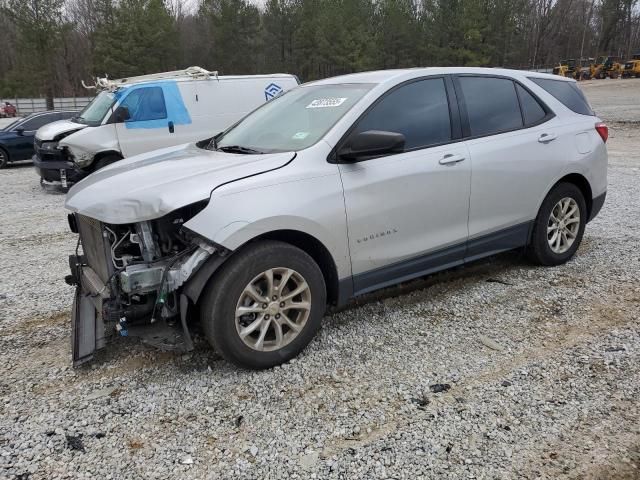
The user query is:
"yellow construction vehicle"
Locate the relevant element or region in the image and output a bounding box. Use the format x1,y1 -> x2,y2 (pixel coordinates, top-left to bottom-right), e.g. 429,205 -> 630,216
622,53 -> 640,78
553,59 -> 591,80
553,60 -> 571,77
592,56 -> 623,79
575,58 -> 593,80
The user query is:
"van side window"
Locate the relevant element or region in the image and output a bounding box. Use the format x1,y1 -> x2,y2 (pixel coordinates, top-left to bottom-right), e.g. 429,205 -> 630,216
458,77 -> 523,137
516,84 -> 547,126
351,78 -> 451,150
120,87 -> 167,122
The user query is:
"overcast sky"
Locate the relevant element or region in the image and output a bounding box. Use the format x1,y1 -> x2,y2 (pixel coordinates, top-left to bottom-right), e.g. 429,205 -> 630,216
180,0 -> 267,13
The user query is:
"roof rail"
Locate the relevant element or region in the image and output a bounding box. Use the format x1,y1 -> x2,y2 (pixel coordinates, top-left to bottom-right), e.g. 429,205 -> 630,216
82,66 -> 218,91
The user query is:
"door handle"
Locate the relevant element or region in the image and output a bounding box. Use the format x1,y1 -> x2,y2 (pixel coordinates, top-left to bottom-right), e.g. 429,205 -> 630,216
439,154 -> 465,165
538,132 -> 557,143
168,121 -> 175,134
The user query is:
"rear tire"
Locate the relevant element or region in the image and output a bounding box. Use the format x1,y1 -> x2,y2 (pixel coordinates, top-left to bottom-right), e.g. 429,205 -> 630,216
200,240 -> 326,369
527,183 -> 587,266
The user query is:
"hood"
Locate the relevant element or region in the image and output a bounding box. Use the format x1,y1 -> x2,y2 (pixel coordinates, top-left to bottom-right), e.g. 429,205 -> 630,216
0,130 -> 17,138
36,119 -> 87,141
65,143 -> 295,224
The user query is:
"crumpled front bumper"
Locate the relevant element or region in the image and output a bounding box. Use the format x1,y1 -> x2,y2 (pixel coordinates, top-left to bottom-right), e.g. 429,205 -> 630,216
68,252 -> 199,367
33,154 -> 86,187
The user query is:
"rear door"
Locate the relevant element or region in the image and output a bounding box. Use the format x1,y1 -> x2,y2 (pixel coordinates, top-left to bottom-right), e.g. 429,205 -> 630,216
338,76 -> 471,294
454,75 -> 567,259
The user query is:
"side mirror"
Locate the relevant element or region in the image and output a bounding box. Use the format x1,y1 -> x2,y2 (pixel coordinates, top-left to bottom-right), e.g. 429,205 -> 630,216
338,130 -> 405,162
113,105 -> 131,123
15,127 -> 24,135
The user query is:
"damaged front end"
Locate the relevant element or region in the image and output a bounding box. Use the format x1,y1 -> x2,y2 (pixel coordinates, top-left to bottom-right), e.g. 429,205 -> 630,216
34,124 -> 87,189
67,201 -> 217,366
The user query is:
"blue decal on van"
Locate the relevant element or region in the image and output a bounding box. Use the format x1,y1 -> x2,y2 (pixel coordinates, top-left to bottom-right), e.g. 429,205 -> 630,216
265,83 -> 283,101
117,81 -> 192,129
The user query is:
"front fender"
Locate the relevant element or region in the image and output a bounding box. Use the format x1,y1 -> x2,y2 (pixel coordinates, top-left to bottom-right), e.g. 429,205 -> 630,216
183,167 -> 351,280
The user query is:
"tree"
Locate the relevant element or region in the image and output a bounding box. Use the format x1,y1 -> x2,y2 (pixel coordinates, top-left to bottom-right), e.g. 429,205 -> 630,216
200,0 -> 262,74
1,0 -> 65,104
92,0 -> 178,79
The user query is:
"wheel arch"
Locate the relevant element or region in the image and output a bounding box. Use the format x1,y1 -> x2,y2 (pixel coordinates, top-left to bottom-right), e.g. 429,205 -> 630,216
91,150 -> 123,170
252,230 -> 340,307
0,145 -> 10,165
184,229 -> 341,308
552,173 -> 593,219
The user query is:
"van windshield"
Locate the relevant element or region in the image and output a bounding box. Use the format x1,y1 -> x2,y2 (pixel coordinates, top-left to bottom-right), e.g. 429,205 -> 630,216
213,83 -> 373,154
75,91 -> 116,126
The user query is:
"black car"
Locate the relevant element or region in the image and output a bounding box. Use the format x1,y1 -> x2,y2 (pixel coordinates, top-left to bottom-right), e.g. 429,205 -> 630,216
0,111 -> 77,168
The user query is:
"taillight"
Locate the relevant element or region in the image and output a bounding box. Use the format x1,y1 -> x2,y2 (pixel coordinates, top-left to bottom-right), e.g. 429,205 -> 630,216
595,122 -> 608,143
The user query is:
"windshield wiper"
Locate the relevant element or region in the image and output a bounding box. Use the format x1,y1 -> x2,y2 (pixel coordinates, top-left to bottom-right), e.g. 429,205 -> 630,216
218,145 -> 263,155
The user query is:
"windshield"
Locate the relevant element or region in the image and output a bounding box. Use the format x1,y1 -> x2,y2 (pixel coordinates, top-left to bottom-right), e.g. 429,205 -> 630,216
214,83 -> 373,153
2,119 -> 21,131
75,91 -> 116,126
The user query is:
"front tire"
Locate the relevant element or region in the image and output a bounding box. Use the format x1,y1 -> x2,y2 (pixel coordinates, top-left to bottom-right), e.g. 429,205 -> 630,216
527,183 -> 587,266
0,148 -> 8,169
93,154 -> 121,172
200,240 -> 326,369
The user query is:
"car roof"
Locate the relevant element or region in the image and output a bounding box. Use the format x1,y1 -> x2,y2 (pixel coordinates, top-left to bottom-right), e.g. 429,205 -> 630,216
304,67 -> 574,87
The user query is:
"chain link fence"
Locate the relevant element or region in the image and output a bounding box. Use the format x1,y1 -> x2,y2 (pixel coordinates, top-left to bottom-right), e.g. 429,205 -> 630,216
0,97 -> 93,116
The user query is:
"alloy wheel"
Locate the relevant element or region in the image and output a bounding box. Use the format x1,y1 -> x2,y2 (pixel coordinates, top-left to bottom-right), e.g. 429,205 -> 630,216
547,197 -> 580,254
235,267 -> 311,351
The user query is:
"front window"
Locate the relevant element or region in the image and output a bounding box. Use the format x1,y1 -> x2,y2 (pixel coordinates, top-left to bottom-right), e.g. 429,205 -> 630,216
75,91 -> 116,126
119,87 -> 167,122
349,78 -> 451,150
213,83 -> 373,153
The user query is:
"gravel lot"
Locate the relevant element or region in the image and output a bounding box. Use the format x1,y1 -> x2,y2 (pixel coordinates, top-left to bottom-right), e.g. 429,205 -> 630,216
1,80 -> 639,480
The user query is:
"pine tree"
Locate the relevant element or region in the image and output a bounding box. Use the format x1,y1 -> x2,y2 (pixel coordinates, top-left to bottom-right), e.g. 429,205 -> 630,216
92,0 -> 178,79
2,0 -> 65,103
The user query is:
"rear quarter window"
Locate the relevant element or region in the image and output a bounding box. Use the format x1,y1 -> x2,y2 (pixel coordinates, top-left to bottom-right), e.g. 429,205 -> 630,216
528,78 -> 594,116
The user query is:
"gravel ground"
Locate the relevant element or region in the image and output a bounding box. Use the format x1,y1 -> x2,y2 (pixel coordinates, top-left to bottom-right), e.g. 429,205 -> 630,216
1,80 -> 639,480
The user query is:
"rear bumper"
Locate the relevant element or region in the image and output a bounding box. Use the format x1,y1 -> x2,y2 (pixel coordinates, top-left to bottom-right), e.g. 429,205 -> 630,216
588,191 -> 606,222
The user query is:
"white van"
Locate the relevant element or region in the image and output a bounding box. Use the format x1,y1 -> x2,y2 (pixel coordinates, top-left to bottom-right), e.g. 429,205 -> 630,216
33,67 -> 299,188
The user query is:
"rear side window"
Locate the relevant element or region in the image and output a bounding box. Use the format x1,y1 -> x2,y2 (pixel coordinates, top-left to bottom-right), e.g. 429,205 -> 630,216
458,77 -> 523,137
120,87 -> 167,122
528,78 -> 593,116
352,78 -> 451,150
516,84 -> 547,125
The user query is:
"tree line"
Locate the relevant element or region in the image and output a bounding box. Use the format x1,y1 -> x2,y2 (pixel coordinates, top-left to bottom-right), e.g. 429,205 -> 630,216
0,0 -> 639,100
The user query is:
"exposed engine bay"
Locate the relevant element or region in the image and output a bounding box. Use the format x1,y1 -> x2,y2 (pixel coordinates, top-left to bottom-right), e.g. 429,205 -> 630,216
68,200 -> 216,365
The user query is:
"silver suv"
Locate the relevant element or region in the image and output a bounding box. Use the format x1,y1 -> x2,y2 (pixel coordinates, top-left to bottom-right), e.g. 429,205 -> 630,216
65,67 -> 607,369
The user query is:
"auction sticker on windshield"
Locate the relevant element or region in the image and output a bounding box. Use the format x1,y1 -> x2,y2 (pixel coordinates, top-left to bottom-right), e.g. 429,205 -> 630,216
306,98 -> 347,109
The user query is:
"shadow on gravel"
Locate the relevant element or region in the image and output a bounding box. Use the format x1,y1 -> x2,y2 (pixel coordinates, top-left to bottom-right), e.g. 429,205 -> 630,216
332,249 -> 530,315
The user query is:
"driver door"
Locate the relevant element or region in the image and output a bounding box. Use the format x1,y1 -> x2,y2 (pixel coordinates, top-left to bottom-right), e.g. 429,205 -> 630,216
338,77 -> 471,294
114,85 -> 185,157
